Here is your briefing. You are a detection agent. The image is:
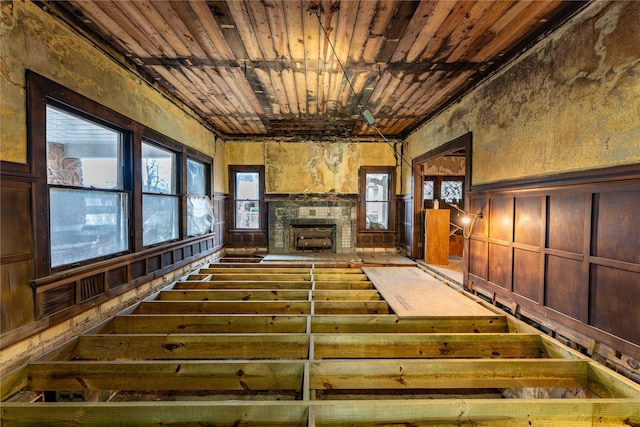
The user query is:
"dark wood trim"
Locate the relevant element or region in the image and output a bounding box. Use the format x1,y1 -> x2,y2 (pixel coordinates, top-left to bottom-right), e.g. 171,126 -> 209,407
0,161 -> 36,181
470,163 -> 640,193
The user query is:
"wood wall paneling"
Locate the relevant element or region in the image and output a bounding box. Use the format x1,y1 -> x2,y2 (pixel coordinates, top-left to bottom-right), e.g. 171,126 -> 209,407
593,191 -> 640,264
488,197 -> 513,242
513,248 -> 542,303
488,243 -> 511,290
547,192 -> 586,254
590,265 -> 640,345
514,196 -> 542,246
545,255 -> 586,322
467,166 -> 640,360
468,240 -> 487,280
0,169 -> 36,333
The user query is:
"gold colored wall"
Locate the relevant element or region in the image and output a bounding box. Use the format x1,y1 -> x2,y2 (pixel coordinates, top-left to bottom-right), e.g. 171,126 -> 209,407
0,0 -> 225,191
405,1 -> 640,191
226,141 -> 397,194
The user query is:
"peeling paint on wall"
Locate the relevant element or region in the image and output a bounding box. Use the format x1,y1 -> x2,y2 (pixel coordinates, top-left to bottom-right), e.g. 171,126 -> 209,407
226,141 -> 395,194
405,0 -> 640,189
1,0 -> 216,173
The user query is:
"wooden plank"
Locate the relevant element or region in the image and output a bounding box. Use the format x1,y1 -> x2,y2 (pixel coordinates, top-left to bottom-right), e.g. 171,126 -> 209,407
0,367 -> 28,402
26,361 -> 304,392
133,301 -> 311,315
157,290 -> 310,301
75,334 -> 310,360
313,281 -> 373,290
312,400 -> 640,426
311,290 -> 381,301
103,315 -> 308,334
587,362 -> 640,399
203,273 -> 312,281
3,400 -> 639,426
313,333 -> 547,360
309,359 -> 588,390
311,315 -> 510,334
1,402 -> 310,426
311,273 -> 368,281
313,301 -> 390,315
362,267 -> 493,317
173,281 -> 313,290
200,267 -> 311,274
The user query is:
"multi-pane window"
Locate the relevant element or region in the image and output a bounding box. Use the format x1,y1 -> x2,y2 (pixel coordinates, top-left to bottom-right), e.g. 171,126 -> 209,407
186,158 -> 214,236
423,180 -> 435,201
365,172 -> 390,230
46,105 -> 129,268
235,171 -> 260,229
441,180 -> 463,204
141,142 -> 179,246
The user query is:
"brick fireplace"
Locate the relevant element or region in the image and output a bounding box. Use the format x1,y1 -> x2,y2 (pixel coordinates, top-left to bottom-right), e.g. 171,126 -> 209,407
268,197 -> 357,254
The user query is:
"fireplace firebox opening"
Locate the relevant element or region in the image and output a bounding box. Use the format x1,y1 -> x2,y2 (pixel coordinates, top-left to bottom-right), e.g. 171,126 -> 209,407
289,224 -> 336,253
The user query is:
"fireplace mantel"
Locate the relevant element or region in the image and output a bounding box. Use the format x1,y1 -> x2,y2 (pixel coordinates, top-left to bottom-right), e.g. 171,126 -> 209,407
268,198 -> 357,254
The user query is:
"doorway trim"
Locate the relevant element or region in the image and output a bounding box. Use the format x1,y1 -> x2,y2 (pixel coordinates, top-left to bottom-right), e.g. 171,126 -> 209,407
411,132 -> 472,263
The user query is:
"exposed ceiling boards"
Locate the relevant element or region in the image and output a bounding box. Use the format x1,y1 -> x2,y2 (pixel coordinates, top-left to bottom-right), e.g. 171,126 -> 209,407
47,1 -> 586,141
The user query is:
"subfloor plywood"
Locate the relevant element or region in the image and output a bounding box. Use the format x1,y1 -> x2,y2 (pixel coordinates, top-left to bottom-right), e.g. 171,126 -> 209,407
357,252 -> 416,265
362,266 -> 492,317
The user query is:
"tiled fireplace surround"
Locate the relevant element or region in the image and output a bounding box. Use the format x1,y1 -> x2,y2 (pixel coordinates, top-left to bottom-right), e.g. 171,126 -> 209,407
268,197 -> 357,254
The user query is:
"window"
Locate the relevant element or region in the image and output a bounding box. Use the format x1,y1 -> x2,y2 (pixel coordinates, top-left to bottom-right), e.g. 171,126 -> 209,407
46,105 -> 129,267
31,72 -> 214,278
423,176 -> 464,208
235,172 -> 260,229
423,180 -> 435,201
359,166 -> 395,231
229,166 -> 264,231
186,158 -> 214,236
141,142 -> 179,246
441,180 -> 463,204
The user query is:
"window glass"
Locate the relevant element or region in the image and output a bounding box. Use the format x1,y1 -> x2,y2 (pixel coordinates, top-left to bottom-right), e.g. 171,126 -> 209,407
365,173 -> 389,230
186,158 -> 213,236
441,180 -> 463,203
142,143 -> 176,193
187,158 -> 206,195
142,194 -> 179,246
142,142 -> 179,245
423,180 -> 435,200
46,105 -> 129,267
46,105 -> 122,189
235,172 -> 260,229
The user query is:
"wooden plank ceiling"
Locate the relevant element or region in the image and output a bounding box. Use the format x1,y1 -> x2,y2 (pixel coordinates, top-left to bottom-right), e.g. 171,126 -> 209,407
48,0 -> 585,141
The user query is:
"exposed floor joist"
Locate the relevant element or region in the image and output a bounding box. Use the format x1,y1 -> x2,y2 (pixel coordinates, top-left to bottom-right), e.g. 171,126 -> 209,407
2,258 -> 639,426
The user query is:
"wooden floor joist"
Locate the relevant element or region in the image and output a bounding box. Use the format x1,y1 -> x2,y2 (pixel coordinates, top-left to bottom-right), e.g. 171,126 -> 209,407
2,259 -> 640,426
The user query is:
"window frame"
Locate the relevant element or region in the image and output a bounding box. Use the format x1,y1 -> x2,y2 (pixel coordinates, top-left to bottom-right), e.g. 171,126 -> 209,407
140,139 -> 181,247
28,71 -> 214,278
228,165 -> 265,231
358,166 -> 396,232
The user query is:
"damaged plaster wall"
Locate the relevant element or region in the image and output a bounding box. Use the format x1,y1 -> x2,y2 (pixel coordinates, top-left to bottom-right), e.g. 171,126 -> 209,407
226,141 -> 397,194
404,0 -> 640,191
0,0 -> 223,190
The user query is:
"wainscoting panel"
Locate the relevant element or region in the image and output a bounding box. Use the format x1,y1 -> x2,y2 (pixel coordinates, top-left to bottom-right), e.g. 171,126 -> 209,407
467,165 -> 640,361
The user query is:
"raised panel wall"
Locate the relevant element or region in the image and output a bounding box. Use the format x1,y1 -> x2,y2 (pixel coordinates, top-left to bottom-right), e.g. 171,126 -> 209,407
467,166 -> 640,361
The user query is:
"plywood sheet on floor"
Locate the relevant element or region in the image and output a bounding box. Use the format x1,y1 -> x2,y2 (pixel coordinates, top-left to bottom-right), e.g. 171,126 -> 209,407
362,266 -> 492,317
425,257 -> 464,284
357,252 -> 416,265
